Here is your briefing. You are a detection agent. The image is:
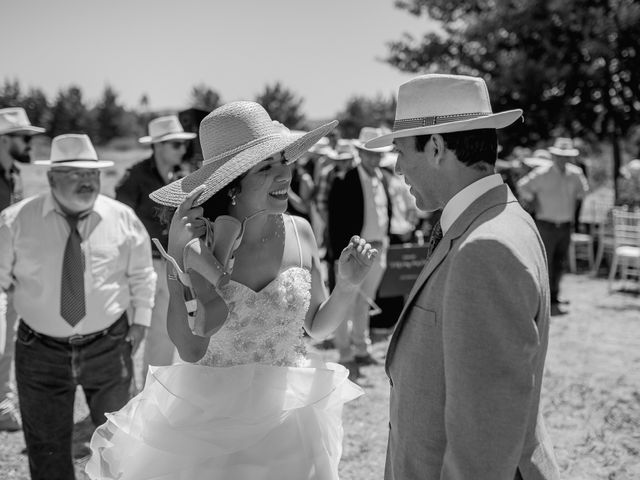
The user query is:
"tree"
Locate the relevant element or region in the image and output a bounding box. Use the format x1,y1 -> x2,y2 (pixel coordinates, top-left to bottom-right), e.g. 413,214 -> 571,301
49,85 -> 92,138
0,79 -> 23,108
21,87 -> 51,133
386,0 -> 640,197
255,82 -> 306,130
190,84 -> 222,112
337,94 -> 396,139
92,85 -> 128,144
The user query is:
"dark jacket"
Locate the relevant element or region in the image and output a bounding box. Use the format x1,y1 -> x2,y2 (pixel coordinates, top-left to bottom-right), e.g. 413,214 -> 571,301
115,155 -> 168,257
326,166 -> 392,262
0,164 -> 21,211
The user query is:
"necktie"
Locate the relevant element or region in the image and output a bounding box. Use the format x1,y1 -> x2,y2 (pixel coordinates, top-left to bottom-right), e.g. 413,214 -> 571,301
426,220 -> 443,260
60,215 -> 86,326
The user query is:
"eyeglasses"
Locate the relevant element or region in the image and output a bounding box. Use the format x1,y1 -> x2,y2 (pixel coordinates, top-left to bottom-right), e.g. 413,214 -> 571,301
52,169 -> 100,180
165,141 -> 187,150
8,134 -> 32,143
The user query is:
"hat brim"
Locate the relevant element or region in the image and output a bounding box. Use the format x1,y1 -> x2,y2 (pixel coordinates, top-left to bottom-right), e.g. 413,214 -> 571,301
354,140 -> 394,153
365,110 -> 523,149
548,147 -> 579,157
138,132 -> 197,144
33,159 -> 114,168
0,126 -> 46,135
150,120 -> 338,207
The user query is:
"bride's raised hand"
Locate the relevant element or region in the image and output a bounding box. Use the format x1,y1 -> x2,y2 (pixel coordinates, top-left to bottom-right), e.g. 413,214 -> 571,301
337,235 -> 378,287
167,185 -> 207,266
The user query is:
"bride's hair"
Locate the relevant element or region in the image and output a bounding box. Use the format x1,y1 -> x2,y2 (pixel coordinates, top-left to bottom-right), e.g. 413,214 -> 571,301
154,173 -> 247,226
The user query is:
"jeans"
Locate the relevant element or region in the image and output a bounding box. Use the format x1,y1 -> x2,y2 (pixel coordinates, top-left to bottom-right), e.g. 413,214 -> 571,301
334,241 -> 388,362
536,220 -> 572,303
15,315 -> 133,480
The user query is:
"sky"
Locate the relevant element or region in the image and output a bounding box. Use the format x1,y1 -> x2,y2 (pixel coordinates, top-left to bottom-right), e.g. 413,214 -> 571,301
0,0 -> 440,120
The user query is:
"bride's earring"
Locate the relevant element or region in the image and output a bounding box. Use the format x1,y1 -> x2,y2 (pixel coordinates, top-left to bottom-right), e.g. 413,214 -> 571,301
229,190 -> 237,206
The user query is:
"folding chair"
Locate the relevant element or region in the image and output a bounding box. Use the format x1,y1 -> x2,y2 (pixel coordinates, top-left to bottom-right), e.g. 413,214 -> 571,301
607,207 -> 640,292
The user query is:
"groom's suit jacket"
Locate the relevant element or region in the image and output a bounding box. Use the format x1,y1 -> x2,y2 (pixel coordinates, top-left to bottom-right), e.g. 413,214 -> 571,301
385,184 -> 560,480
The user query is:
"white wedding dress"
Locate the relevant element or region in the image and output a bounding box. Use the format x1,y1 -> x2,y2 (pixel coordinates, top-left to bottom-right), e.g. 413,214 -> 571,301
86,217 -> 363,480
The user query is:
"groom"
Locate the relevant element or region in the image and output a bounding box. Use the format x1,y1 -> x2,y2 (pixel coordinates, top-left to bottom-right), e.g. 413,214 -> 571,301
366,75 -> 561,480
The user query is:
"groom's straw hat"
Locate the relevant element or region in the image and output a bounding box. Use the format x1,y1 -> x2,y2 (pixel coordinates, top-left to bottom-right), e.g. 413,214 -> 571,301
34,134 -> 114,169
365,74 -> 523,149
150,101 -> 337,207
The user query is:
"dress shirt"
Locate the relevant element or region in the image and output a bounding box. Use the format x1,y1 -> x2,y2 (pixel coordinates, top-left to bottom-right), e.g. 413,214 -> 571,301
0,193 -> 156,336
517,163 -> 589,223
441,173 -> 504,235
358,165 -> 389,242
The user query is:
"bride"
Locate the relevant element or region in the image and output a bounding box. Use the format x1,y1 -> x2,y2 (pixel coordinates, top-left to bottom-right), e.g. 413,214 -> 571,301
86,101 -> 378,480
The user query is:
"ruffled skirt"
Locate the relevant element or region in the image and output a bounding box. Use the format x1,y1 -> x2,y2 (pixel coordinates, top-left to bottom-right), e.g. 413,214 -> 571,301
85,359 -> 363,480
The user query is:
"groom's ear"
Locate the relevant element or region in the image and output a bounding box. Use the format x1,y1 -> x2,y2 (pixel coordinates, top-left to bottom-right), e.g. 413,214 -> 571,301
431,134 -> 446,165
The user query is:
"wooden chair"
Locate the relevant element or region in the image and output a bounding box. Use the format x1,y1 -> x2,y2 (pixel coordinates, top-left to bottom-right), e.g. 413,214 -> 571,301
568,232 -> 594,273
591,203 -> 615,276
607,207 -> 640,292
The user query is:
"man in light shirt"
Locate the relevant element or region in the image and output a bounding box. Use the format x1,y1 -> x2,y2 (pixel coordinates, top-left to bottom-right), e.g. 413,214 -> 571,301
367,74 -> 559,480
0,134 -> 156,480
517,138 -> 589,315
0,107 -> 45,432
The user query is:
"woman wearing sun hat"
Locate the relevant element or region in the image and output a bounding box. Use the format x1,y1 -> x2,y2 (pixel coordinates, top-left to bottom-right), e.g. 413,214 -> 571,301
86,101 -> 378,480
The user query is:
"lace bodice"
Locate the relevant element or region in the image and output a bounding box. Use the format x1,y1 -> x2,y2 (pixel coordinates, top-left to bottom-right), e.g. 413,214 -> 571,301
197,267 -> 311,367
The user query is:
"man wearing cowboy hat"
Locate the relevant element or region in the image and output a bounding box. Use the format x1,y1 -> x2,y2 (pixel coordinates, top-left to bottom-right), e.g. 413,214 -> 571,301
327,127 -> 393,374
116,115 -> 196,377
0,134 -> 156,480
518,137 -> 588,315
366,74 -> 560,480
0,107 -> 45,432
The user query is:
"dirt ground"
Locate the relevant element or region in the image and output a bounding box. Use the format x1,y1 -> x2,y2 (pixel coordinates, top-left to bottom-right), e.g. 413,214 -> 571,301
1,272 -> 638,479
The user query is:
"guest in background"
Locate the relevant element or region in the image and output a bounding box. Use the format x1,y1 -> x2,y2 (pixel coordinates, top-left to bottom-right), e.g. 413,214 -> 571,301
0,107 -> 45,432
518,137 -> 589,315
327,127 -> 392,377
0,134 -> 156,480
116,115 -> 196,377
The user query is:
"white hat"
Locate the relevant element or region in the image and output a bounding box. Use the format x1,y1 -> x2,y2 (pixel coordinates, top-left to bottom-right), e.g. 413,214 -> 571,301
327,139 -> 356,161
548,137 -> 580,157
138,115 -> 197,144
522,148 -> 553,168
354,127 -> 394,153
150,101 -> 337,207
34,134 -> 114,168
0,107 -> 45,136
365,74 -> 523,149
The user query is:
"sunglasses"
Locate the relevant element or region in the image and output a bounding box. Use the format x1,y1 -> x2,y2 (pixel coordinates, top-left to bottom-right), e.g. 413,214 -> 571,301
8,134 -> 32,143
165,141 -> 187,150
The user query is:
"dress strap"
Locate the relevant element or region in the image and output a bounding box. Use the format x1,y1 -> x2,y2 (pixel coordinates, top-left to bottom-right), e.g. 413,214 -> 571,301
287,214 -> 303,268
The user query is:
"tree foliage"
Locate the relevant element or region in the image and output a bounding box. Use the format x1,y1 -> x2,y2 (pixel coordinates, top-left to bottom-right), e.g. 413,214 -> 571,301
49,85 -> 92,138
386,0 -> 640,152
336,94 -> 397,139
92,85 -> 129,144
190,84 -> 222,112
255,82 -> 306,130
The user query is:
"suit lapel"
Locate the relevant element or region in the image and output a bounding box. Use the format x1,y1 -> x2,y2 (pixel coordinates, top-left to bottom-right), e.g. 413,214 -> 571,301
385,184 -> 518,373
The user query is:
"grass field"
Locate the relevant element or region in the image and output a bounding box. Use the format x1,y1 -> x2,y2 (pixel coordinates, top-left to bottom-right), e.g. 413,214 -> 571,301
1,147 -> 639,479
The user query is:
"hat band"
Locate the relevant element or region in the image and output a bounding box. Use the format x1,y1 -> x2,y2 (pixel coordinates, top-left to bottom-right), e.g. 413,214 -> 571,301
393,112 -> 490,132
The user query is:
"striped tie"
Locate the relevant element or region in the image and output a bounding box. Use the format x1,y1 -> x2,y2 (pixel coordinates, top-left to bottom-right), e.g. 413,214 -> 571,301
60,215 -> 86,326
426,220 -> 443,260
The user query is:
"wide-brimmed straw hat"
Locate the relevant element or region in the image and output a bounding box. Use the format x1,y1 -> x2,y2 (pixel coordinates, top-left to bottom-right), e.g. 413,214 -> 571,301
34,134 -> 114,169
365,74 -> 523,149
354,127 -> 394,153
0,107 -> 45,136
548,137 -> 580,157
139,115 -> 197,144
150,101 -> 338,207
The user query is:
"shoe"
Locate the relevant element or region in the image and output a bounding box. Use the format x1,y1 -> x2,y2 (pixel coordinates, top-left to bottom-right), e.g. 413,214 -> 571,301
0,409 -> 22,432
557,298 -> 570,305
550,303 -> 568,316
354,353 -> 379,366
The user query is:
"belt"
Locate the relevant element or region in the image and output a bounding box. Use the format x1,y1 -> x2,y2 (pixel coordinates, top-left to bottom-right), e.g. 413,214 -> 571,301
536,219 -> 572,228
20,313 -> 127,346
